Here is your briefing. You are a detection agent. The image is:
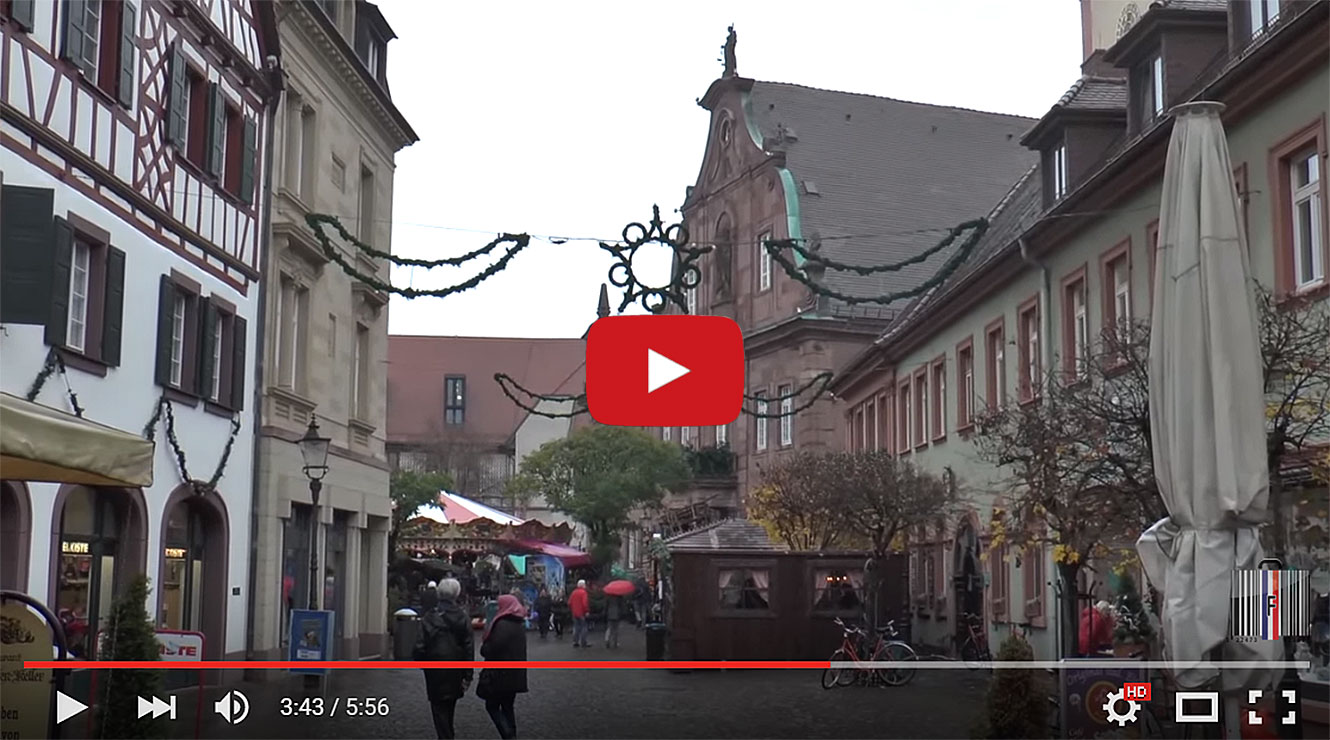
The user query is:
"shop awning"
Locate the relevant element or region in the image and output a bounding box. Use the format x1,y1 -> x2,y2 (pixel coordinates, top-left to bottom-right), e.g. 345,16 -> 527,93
517,540 -> 592,568
0,392 -> 155,488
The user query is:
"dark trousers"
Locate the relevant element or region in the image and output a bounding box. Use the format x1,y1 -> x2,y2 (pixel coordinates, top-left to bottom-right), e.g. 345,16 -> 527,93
538,614 -> 549,638
485,694 -> 518,739
429,698 -> 458,739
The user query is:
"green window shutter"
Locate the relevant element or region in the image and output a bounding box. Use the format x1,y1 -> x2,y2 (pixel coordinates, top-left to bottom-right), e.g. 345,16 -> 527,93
0,185 -> 56,325
117,1 -> 136,109
10,0 -> 35,31
230,315 -> 247,410
239,116 -> 256,205
61,0 -> 87,72
167,44 -> 188,146
44,218 -> 74,348
102,246 -> 126,366
197,300 -> 217,400
154,276 -> 177,387
208,83 -> 226,177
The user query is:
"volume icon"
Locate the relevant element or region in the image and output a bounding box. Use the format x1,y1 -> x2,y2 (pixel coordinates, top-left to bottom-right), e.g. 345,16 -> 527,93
213,690 -> 250,724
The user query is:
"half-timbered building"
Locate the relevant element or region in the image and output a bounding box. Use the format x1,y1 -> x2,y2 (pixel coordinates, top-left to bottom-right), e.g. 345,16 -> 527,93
1,0 -> 280,677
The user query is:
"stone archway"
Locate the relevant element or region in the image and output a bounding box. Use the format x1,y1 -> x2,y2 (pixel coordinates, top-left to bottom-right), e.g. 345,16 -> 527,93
1,481 -> 32,592
156,485 -> 230,661
952,513 -> 983,647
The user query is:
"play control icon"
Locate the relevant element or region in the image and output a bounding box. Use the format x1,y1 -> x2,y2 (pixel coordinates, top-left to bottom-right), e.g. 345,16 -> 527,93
137,695 -> 176,720
56,691 -> 88,724
646,349 -> 689,393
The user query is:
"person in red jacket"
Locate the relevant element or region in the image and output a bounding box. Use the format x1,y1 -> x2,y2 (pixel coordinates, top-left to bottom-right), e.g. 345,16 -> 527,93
1079,600 -> 1116,655
569,580 -> 590,647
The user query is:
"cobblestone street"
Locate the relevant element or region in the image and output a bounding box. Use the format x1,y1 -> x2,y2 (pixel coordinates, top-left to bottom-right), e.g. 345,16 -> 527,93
180,626 -> 987,739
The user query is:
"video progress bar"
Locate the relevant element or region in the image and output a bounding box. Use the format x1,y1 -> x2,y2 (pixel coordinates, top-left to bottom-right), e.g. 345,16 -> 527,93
829,661 -> 1311,669
25,660 -> 1313,670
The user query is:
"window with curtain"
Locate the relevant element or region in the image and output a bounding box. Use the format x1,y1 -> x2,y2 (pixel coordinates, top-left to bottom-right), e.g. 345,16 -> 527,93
718,568 -> 770,610
812,568 -> 865,612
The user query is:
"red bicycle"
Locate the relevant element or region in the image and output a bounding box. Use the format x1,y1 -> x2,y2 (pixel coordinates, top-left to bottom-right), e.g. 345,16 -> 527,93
821,617 -> 917,689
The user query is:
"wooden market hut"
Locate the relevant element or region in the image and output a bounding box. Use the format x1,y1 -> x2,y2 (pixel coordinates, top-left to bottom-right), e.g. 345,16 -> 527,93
662,519 -> 908,661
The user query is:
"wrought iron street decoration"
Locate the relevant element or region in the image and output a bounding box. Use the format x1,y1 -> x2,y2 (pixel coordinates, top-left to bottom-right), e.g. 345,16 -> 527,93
494,372 -> 587,419
764,217 -> 989,306
304,213 -> 532,299
599,205 -> 710,315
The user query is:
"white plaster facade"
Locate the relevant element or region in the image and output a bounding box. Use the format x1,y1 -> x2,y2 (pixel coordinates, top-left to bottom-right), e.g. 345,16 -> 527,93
1,0 -> 277,666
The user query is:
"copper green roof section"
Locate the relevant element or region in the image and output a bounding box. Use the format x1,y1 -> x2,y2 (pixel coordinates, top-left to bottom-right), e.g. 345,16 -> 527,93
778,168 -> 806,267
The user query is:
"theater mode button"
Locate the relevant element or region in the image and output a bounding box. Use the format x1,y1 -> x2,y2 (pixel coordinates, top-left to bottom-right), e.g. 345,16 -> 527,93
586,315 -> 744,427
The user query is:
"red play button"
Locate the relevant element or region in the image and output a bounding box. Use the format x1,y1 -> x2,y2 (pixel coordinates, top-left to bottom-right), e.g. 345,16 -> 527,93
586,315 -> 744,427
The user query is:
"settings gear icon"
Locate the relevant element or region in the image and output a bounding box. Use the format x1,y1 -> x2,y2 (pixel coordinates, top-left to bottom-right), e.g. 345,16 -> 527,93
1102,688 -> 1140,726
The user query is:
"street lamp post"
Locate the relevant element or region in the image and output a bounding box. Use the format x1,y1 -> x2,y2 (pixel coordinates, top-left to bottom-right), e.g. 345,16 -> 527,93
298,419 -> 331,611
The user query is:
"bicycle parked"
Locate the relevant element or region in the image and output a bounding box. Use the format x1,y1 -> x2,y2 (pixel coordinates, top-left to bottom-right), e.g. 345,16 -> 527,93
958,611 -> 991,669
821,617 -> 918,689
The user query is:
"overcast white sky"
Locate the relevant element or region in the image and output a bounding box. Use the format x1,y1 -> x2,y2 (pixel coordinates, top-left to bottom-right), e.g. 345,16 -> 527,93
375,0 -> 1085,339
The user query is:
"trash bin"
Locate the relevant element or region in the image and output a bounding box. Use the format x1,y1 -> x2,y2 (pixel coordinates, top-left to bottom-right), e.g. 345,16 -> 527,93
393,608 -> 420,660
645,622 -> 666,661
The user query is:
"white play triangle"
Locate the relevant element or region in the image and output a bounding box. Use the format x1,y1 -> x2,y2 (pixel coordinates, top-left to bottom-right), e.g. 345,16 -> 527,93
647,348 -> 690,393
57,691 -> 88,724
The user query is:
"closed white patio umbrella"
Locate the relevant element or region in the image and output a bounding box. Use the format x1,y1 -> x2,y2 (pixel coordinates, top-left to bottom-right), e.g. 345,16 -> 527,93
1137,102 -> 1282,704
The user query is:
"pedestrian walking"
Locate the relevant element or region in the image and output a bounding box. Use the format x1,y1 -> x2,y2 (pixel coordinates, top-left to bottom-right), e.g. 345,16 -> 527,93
413,579 -> 474,739
604,594 -> 622,648
552,597 -> 567,639
477,594 -> 528,739
569,580 -> 590,647
535,589 -> 553,639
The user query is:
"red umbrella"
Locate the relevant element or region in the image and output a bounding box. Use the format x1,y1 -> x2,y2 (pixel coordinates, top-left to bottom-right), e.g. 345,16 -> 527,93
602,579 -> 635,597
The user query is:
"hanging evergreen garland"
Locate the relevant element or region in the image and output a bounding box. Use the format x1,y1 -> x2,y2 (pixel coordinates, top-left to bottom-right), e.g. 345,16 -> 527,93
764,217 -> 989,306
304,213 -> 532,299
25,349 -> 85,417
742,371 -> 835,418
143,395 -> 242,494
494,373 -> 587,419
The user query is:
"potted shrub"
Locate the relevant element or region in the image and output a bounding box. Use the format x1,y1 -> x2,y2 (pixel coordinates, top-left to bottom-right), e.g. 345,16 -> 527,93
973,632 -> 1050,738
96,575 -> 165,738
1111,572 -> 1154,657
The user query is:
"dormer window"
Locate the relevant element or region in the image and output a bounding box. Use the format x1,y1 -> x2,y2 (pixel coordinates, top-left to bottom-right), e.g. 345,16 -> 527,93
354,3 -> 392,88
1052,143 -> 1069,200
1139,53 -> 1164,126
1249,0 -> 1281,37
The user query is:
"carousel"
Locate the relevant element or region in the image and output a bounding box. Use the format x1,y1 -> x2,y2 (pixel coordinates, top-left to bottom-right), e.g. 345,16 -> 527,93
394,492 -> 591,618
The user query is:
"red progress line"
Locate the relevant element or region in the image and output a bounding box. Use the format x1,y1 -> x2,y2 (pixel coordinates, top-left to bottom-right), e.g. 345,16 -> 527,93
27,660 -> 831,670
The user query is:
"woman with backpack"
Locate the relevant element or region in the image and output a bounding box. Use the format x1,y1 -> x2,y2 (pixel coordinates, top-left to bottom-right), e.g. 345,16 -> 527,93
413,579 -> 474,739
476,594 -> 528,739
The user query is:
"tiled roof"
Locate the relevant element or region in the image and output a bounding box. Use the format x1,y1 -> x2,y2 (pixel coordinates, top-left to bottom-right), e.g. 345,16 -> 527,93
387,336 -> 586,447
664,519 -> 784,551
875,164 -> 1043,347
1057,76 -> 1129,111
1158,0 -> 1228,11
744,82 -> 1038,312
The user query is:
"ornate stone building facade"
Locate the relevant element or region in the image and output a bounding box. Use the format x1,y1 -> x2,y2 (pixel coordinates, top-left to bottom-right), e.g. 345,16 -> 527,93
249,0 -> 416,663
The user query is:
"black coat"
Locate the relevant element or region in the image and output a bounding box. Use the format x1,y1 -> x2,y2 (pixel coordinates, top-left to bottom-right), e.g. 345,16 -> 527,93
477,616 -> 528,697
413,599 -> 474,701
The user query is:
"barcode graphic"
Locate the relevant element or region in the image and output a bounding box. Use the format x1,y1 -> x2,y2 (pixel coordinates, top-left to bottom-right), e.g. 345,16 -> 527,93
1230,569 -> 1311,639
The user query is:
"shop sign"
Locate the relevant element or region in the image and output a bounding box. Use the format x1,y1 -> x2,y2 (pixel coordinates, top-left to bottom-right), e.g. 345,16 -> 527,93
155,630 -> 205,661
0,600 -> 55,740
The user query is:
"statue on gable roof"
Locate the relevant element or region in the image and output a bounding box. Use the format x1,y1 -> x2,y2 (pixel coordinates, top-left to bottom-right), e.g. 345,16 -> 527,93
722,25 -> 737,77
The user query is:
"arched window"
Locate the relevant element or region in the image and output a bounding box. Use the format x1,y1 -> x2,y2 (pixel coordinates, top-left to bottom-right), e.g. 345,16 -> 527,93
713,213 -> 734,299
56,486 -> 128,658
160,502 -> 207,631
